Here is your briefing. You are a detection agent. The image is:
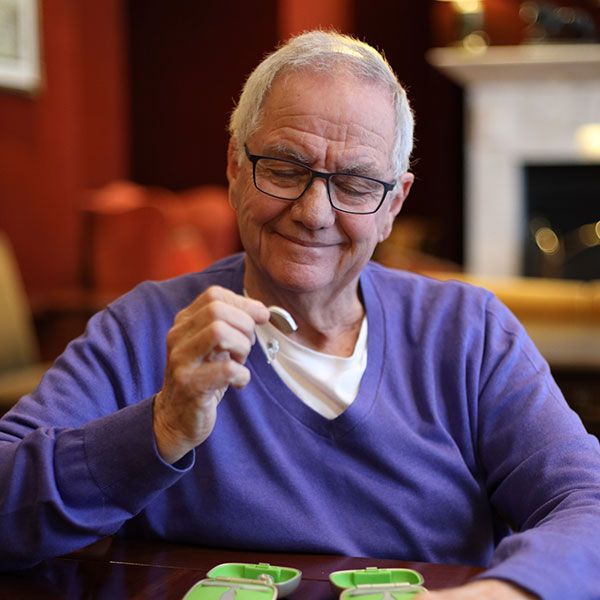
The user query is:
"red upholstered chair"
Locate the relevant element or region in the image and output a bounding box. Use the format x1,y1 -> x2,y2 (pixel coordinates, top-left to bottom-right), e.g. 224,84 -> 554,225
82,181 -> 240,297
180,185 -> 240,261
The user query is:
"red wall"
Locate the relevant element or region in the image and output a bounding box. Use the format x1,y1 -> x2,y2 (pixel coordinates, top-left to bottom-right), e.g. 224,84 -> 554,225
279,0 -> 353,38
0,0 -> 128,295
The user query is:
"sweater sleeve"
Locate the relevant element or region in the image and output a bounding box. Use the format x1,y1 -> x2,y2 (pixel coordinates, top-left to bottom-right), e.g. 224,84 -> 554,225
0,304 -> 194,571
473,296 -> 600,599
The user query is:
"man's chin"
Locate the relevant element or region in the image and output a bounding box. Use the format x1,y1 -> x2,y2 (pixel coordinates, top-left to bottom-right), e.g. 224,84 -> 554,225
266,261 -> 336,293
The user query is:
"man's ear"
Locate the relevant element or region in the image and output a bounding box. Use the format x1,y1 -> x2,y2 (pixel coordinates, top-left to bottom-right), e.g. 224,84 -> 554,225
378,172 -> 414,242
226,137 -> 240,184
226,138 -> 241,210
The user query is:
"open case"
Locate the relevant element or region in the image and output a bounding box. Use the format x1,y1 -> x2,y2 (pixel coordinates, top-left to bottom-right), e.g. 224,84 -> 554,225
181,562 -> 302,599
330,566 -> 426,599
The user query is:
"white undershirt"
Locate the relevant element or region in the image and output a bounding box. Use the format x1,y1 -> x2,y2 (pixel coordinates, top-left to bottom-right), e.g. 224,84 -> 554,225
255,316 -> 368,420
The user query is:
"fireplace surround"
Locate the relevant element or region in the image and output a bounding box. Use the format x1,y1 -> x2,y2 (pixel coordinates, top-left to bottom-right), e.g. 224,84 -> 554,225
427,43 -> 600,278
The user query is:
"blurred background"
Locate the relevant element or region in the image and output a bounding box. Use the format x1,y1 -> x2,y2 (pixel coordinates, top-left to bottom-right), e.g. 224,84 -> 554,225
0,0 -> 599,431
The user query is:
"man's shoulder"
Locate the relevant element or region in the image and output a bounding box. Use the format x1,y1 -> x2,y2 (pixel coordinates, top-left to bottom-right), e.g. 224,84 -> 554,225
364,261 -> 492,305
364,262 -> 528,344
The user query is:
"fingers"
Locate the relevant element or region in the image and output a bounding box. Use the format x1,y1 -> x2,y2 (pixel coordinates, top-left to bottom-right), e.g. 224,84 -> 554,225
170,319 -> 252,365
415,580 -> 537,599
169,286 -> 270,363
181,285 -> 270,331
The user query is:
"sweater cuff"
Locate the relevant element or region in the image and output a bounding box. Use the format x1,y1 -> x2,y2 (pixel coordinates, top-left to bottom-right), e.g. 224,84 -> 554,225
473,536 -> 560,600
82,396 -> 194,514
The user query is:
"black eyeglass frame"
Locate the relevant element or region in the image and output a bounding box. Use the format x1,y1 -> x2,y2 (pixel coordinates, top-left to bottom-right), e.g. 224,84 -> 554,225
244,145 -> 396,215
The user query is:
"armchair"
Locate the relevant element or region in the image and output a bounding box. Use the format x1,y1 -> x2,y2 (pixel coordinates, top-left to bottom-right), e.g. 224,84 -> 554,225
0,232 -> 50,413
81,181 -> 240,297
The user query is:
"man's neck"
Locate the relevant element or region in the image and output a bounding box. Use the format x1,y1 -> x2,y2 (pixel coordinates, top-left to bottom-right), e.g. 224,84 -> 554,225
243,262 -> 365,357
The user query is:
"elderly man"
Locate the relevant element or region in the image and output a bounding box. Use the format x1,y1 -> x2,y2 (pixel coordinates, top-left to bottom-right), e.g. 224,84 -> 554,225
1,31 -> 599,599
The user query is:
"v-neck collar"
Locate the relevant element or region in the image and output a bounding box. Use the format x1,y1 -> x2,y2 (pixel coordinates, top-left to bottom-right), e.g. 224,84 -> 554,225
234,261 -> 386,440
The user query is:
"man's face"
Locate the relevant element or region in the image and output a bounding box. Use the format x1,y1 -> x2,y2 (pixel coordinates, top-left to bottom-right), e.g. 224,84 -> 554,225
227,69 -> 413,297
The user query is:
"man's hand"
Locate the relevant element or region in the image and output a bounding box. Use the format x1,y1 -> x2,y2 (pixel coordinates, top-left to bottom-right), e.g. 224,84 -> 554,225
153,286 -> 270,463
418,579 -> 537,599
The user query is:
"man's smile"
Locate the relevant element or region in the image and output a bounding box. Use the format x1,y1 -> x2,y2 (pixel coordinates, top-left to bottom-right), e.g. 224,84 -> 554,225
275,231 -> 342,249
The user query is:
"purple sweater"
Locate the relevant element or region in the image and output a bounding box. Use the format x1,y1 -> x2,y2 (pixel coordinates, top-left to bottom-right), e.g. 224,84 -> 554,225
1,255 -> 599,598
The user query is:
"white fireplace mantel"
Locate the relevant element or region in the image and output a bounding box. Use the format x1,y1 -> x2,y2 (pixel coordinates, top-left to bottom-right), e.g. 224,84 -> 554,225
427,44 -> 600,277
427,44 -> 600,84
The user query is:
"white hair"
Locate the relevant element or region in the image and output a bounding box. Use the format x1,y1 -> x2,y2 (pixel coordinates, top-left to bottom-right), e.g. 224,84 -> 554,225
228,30 -> 414,176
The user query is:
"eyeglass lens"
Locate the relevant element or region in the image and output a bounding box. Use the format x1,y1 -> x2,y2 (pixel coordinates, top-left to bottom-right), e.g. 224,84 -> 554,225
254,158 -> 386,213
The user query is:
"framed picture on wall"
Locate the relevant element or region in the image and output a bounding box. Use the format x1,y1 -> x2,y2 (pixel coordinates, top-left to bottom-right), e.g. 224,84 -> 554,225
0,0 -> 41,94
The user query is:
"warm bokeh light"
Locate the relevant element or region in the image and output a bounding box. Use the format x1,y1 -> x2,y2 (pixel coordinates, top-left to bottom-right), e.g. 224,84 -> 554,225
436,0 -> 484,14
576,123 -> 600,159
578,221 -> 600,248
461,31 -> 489,52
535,227 -> 560,255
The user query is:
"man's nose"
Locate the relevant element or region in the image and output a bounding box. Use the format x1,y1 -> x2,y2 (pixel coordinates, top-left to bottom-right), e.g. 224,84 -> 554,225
290,176 -> 336,229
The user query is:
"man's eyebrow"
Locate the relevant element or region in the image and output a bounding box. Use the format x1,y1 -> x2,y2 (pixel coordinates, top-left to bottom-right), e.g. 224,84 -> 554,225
339,162 -> 381,177
262,144 -> 308,163
261,144 -> 385,178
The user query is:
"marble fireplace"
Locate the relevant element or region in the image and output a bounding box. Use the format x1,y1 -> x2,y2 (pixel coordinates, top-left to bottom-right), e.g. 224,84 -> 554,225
427,44 -> 600,278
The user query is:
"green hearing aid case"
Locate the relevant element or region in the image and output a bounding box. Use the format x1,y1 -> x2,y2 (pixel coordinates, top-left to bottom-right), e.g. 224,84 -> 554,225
330,566 -> 426,599
181,562 -> 302,599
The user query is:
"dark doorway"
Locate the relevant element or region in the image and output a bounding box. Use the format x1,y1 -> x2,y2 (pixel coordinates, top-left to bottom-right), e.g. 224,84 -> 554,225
524,163 -> 600,280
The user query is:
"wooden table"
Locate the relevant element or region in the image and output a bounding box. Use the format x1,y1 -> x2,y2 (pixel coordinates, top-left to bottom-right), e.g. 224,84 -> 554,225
0,538 -> 484,599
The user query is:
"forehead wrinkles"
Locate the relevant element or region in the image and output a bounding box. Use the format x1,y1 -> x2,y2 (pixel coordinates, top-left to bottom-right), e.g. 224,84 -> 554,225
257,73 -> 396,167
273,114 -> 389,148
261,117 -> 392,174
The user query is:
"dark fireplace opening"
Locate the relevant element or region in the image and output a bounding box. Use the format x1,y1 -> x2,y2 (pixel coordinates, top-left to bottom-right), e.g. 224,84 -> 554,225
523,163 -> 600,280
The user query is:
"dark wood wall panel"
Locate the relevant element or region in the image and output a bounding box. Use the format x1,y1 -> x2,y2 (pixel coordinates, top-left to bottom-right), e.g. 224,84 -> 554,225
354,0 -> 464,265
126,0 -> 279,189
0,0 -> 128,295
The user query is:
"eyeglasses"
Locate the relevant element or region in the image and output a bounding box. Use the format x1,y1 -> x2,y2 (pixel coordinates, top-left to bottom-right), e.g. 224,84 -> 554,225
245,145 -> 396,215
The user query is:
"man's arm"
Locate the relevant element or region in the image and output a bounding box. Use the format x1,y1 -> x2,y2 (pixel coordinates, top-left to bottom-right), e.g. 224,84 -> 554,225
0,283 -> 267,569
464,295 -> 600,599
0,304 -> 173,569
